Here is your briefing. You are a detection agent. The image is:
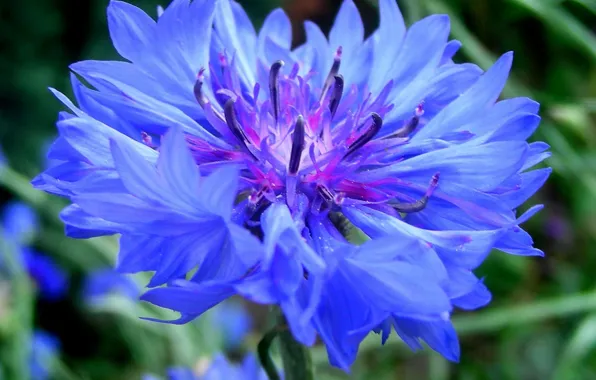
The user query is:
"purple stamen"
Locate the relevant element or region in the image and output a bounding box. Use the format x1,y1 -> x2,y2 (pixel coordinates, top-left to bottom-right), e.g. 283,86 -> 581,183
193,68 -> 208,108
329,74 -> 344,119
223,99 -> 257,160
390,102 -> 424,138
289,116 -> 305,175
269,60 -> 284,124
392,172 -> 439,213
318,185 -> 335,203
321,46 -> 342,100
286,116 -> 305,207
344,113 -> 383,158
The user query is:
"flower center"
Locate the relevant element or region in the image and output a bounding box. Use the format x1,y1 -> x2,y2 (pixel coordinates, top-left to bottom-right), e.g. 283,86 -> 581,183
185,47 -> 437,219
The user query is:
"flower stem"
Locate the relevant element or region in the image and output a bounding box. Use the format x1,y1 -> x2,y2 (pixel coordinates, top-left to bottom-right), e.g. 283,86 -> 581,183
0,233 -> 33,380
258,313 -> 314,380
278,325 -> 314,380
257,327 -> 281,380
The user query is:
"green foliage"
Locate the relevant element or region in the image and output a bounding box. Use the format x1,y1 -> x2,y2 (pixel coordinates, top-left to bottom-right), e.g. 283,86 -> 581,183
1,0 -> 595,379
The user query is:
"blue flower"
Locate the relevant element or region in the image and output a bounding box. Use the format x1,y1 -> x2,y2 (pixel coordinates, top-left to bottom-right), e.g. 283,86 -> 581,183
29,330 -> 60,380
3,201 -> 38,244
1,203 -> 68,300
143,354 -> 269,380
211,300 -> 252,350
21,248 -> 69,301
83,268 -> 140,302
35,0 -> 549,369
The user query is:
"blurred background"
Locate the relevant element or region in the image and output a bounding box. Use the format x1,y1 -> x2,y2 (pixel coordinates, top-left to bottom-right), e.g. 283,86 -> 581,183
0,0 -> 595,379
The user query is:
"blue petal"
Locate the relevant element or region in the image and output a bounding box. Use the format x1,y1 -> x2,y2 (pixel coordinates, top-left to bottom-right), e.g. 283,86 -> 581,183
214,0 -> 257,85
440,40 -> 462,64
302,21 -> 329,87
107,1 -> 156,63
261,204 -> 325,274
329,0 -> 364,68
452,280 -> 491,310
523,141 -> 551,170
60,204 -> 121,238
140,280 -> 236,323
365,140 -> 528,192
392,317 -> 460,362
416,52 -> 514,140
147,225 -> 228,287
157,126 -> 201,207
257,8 -> 292,63
117,234 -> 163,273
370,0 -> 406,91
343,206 -> 503,269
496,168 -> 551,209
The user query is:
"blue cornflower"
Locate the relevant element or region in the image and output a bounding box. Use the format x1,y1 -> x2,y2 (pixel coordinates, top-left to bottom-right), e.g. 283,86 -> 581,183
3,201 -> 38,245
35,0 -> 549,369
1,202 -> 68,300
83,268 -> 140,302
20,248 -> 69,301
29,330 -> 60,380
143,354 -> 269,380
211,300 -> 252,350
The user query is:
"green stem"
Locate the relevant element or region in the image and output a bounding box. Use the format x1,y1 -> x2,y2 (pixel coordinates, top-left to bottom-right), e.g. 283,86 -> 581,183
257,314 -> 314,380
0,234 -> 34,380
258,327 -> 282,380
277,317 -> 314,380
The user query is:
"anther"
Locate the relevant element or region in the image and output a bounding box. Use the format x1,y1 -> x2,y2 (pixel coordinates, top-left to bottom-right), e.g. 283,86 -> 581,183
193,68 -> 208,109
317,185 -> 335,204
286,116 -> 305,207
141,132 -> 157,149
329,74 -> 344,119
320,46 -> 342,100
390,102 -> 424,138
288,116 -> 305,175
269,60 -> 284,124
248,185 -> 270,205
223,99 -> 257,159
392,173 -> 439,213
344,113 -> 383,158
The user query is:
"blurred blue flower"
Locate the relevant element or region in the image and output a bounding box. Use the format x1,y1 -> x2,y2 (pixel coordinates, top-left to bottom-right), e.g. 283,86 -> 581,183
21,248 -> 68,301
83,268 -> 140,302
143,354 -> 269,380
211,300 -> 252,350
29,330 -> 60,380
1,202 -> 68,300
35,0 -> 549,369
2,201 -> 38,244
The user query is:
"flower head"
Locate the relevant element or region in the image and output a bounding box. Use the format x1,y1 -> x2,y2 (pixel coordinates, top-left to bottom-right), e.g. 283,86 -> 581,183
30,330 -> 60,380
1,203 -> 68,301
143,354 -> 269,380
35,0 -> 549,370
83,268 -> 140,302
211,300 -> 252,350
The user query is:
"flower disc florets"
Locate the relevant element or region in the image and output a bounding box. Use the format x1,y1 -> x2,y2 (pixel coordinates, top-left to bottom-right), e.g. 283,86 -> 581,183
186,45 -> 433,227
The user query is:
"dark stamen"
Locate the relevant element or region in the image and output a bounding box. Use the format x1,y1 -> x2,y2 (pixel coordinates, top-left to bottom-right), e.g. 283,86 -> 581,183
329,74 -> 344,119
223,99 -> 257,159
288,116 -> 305,174
344,113 -> 383,158
269,60 -> 284,124
193,68 -> 208,108
320,47 -> 342,100
393,173 -> 439,213
389,102 -> 424,138
317,185 -> 335,203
